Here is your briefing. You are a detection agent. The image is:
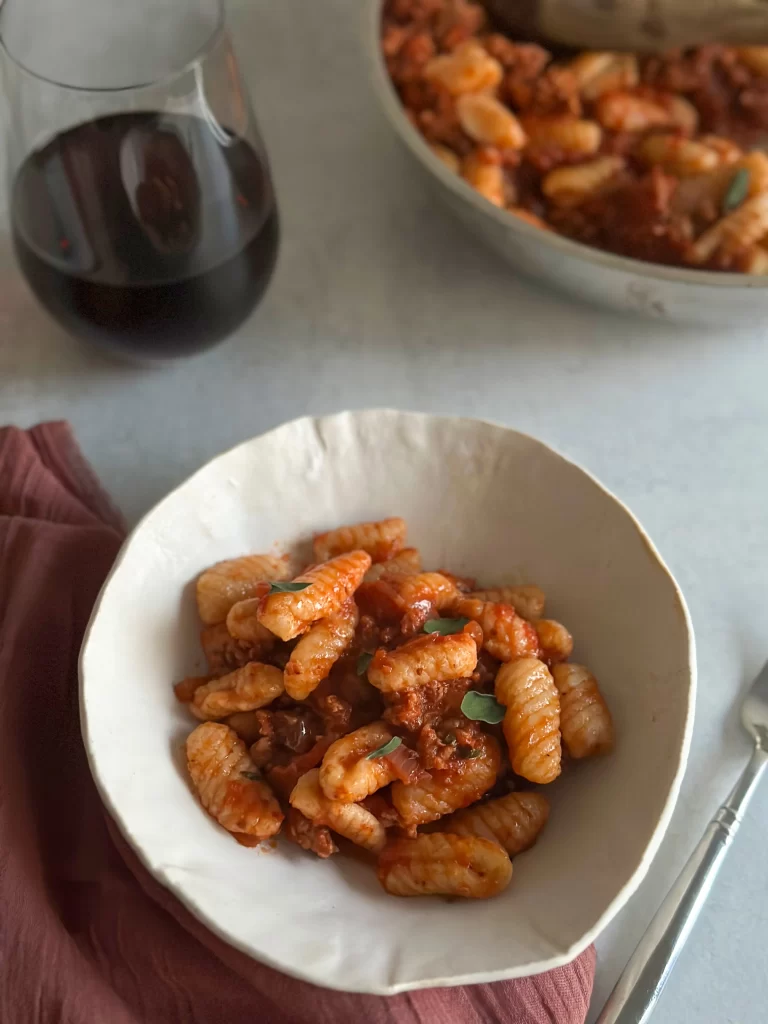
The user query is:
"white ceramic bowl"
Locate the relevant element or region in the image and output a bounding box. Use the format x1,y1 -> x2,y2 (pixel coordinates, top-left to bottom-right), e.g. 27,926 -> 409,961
366,0 -> 768,325
80,410 -> 695,994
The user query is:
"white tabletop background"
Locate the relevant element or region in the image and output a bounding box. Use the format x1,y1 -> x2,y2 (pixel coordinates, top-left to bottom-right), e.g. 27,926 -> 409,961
1,1 -> 766,1021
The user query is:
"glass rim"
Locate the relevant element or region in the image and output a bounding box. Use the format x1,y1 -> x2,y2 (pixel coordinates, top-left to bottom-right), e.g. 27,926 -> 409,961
0,0 -> 226,94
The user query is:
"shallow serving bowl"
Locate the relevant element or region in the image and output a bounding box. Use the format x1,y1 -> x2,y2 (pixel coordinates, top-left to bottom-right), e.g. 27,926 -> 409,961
80,410 -> 695,994
367,0 -> 768,325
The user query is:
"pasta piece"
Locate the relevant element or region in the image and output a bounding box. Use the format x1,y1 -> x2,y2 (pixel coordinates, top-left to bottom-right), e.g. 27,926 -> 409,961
469,584 -> 545,620
226,598 -> 277,651
186,722 -> 283,841
391,733 -> 500,827
673,151 -> 768,224
568,52 -> 639,101
636,134 -> 720,177
743,245 -> 768,274
319,721 -> 400,802
462,618 -> 484,649
698,135 -> 742,166
191,662 -> 284,720
666,95 -> 698,134
495,657 -> 561,784
443,791 -> 550,856
313,517 -> 406,564
737,47 -> 768,76
257,550 -> 371,641
594,92 -> 671,133
289,769 -> 385,853
568,51 -> 614,86
534,619 -> 574,664
174,676 -> 207,703
424,40 -> 503,95
363,547 -> 422,582
741,151 -> 768,197
690,194 -> 768,265
542,156 -> 625,207
283,600 -> 358,700
398,572 -> 461,613
461,151 -> 506,207
522,116 -> 602,156
456,93 -> 527,149
196,554 -> 289,625
367,632 -> 478,693
289,769 -> 343,819
673,149 -> 768,216
672,165 -> 741,218
430,143 -> 461,173
356,571 -> 460,624
450,596 -> 540,662
552,663 -> 615,758
378,833 -> 512,898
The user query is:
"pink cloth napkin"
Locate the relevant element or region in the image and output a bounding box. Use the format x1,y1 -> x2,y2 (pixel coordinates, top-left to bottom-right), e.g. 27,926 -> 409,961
0,422 -> 596,1024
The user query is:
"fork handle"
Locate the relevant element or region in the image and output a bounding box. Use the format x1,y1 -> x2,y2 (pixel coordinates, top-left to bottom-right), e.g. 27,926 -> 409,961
596,745 -> 768,1024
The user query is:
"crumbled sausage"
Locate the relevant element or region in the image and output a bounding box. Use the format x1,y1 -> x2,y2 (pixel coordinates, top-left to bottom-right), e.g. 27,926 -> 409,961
383,676 -> 472,731
285,807 -> 338,858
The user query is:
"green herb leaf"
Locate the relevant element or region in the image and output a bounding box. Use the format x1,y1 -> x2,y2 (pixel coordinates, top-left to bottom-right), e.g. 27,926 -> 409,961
722,167 -> 750,215
268,581 -> 312,594
460,747 -> 484,759
443,732 -> 457,746
366,736 -> 402,760
357,652 -> 373,677
423,617 -> 471,636
241,770 -> 262,781
460,690 -> 505,724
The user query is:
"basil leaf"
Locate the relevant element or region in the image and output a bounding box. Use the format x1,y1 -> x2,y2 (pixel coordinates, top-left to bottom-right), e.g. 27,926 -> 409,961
722,167 -> 750,215
423,617 -> 471,635
268,581 -> 312,594
460,747 -> 484,759
241,770 -> 262,781
461,690 -> 505,724
357,652 -> 373,676
366,736 -> 402,760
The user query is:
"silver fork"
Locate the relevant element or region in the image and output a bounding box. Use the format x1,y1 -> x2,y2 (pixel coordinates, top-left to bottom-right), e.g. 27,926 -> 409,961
597,660 -> 768,1024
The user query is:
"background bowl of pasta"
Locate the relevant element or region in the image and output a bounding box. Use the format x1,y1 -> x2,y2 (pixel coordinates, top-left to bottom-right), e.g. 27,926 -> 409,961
80,409 -> 695,993
369,0 -> 768,324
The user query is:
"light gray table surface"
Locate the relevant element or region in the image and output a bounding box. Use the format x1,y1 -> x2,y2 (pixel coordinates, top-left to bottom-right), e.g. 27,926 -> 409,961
1,2 -> 767,1021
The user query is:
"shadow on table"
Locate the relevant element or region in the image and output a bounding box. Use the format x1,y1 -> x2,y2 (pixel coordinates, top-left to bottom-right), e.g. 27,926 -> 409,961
0,234 -> 153,383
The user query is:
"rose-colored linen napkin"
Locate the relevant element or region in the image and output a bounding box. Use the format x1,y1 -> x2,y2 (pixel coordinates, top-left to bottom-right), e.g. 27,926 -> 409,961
0,422 -> 596,1024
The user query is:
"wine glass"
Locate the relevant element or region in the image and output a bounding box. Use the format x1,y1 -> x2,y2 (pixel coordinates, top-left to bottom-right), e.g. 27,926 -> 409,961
0,0 -> 279,360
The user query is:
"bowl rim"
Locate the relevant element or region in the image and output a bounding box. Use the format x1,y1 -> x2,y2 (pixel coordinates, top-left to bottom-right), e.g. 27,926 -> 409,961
79,409 -> 697,992
365,0 -> 768,293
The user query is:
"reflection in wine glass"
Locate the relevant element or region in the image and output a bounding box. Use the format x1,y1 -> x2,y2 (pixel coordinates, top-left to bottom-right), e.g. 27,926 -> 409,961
1,0 -> 279,359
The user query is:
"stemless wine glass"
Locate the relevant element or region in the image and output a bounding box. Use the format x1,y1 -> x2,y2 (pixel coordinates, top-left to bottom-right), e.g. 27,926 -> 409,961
0,0 -> 279,359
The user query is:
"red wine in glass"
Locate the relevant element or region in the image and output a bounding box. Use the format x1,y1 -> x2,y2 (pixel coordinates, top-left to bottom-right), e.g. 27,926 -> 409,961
2,0 -> 279,360
12,111 -> 279,359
